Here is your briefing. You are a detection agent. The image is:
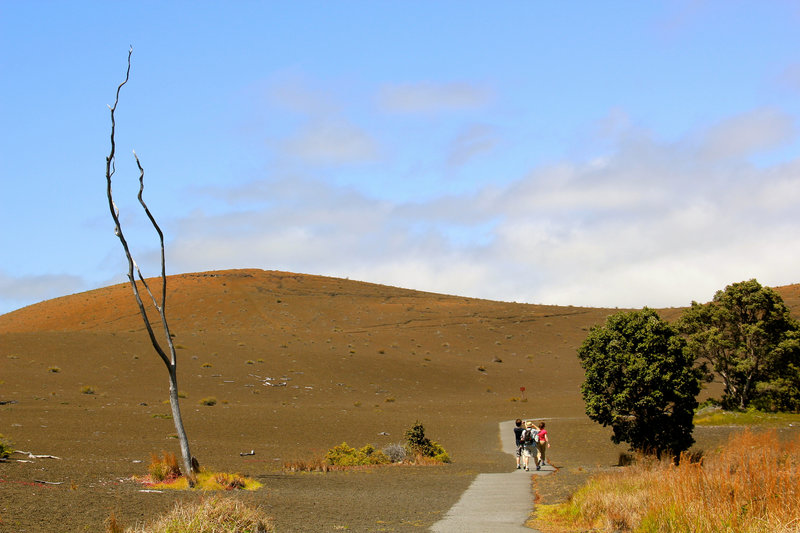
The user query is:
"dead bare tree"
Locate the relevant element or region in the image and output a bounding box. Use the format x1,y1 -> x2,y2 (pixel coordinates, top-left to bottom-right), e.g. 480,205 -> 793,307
105,48 -> 197,486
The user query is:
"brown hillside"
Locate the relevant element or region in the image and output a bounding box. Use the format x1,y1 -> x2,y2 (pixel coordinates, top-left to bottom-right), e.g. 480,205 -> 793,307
2,270 -> 799,532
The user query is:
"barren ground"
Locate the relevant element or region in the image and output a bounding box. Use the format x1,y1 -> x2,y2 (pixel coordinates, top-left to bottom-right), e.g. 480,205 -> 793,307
1,270 -> 798,532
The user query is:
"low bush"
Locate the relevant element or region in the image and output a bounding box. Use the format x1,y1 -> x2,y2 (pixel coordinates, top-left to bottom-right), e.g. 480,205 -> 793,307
382,442 -> 407,463
199,397 -> 217,406
124,496 -> 274,532
80,385 -> 95,395
325,442 -> 390,466
0,434 -> 13,459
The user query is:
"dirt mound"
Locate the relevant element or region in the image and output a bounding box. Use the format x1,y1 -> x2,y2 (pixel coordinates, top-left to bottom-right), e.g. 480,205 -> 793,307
2,270 -> 798,531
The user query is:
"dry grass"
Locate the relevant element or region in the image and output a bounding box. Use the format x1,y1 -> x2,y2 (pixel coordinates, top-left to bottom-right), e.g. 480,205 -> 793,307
124,496 -> 273,532
533,428 -> 800,532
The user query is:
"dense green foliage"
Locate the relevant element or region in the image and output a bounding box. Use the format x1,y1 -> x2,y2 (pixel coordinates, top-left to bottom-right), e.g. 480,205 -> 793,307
578,308 -> 702,457
678,279 -> 800,411
404,421 -> 451,463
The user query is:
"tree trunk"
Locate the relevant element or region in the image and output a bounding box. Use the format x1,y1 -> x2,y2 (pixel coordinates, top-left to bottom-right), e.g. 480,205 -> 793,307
168,367 -> 196,485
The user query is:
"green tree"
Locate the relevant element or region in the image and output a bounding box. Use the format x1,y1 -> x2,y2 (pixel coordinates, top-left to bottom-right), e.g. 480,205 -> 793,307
678,279 -> 800,411
578,308 -> 702,457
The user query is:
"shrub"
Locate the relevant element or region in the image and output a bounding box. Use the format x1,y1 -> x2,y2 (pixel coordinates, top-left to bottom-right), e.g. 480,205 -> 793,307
48,366 -> 60,373
382,442 -> 407,463
404,421 -> 451,463
199,397 -> 217,406
125,496 -> 274,532
80,386 -> 95,395
0,434 -> 13,459
148,451 -> 182,482
325,442 -> 390,466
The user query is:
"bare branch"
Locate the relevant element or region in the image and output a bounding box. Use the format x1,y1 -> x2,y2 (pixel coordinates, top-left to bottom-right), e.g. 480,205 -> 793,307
104,47 -> 169,369
104,48 -> 197,486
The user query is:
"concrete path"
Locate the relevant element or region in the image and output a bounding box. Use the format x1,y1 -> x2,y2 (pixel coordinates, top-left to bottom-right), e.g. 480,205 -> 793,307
429,420 -> 552,532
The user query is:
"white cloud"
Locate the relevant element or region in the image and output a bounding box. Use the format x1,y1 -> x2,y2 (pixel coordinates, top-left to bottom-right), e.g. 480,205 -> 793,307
698,108 -> 795,160
145,107 -> 800,309
281,119 -> 379,165
378,82 -> 491,114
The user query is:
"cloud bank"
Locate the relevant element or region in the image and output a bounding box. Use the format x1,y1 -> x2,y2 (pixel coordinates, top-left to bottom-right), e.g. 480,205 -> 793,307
163,106 -> 800,309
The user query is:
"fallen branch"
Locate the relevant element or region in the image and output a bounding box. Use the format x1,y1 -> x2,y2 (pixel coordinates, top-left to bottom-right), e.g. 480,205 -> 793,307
33,479 -> 64,485
13,450 -> 62,460
240,450 -> 255,456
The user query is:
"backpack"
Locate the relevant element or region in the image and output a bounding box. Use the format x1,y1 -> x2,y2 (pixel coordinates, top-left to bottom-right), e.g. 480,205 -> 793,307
522,429 -> 534,444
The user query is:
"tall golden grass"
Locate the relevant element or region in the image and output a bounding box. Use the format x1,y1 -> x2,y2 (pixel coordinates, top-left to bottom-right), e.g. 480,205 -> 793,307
535,428 -> 800,532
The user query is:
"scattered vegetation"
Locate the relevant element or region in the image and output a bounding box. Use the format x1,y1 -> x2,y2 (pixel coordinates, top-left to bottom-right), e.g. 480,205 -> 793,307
284,421 -> 450,472
80,386 -> 95,395
123,496 -> 273,532
201,362 -> 212,368
531,429 -> 800,533
140,451 -> 261,491
199,397 -> 217,406
48,366 -> 60,373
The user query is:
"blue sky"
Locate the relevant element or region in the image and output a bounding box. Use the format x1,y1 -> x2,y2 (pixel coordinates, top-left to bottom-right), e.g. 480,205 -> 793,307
2,1 -> 800,315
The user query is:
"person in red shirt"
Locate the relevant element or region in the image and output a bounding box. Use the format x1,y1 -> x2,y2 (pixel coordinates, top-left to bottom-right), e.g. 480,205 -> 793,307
535,421 -> 550,470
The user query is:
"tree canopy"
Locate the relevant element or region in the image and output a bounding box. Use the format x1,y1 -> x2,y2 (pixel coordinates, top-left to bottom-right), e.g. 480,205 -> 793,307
677,279 -> 800,411
578,308 -> 702,457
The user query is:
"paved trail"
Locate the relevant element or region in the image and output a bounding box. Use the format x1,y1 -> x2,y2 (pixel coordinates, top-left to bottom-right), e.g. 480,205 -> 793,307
429,420 -> 552,532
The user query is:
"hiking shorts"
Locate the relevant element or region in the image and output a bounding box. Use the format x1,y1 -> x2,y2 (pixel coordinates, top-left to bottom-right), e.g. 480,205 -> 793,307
522,444 -> 535,458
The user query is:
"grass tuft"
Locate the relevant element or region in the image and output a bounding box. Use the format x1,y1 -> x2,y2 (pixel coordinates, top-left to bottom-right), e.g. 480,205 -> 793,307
124,495 -> 273,532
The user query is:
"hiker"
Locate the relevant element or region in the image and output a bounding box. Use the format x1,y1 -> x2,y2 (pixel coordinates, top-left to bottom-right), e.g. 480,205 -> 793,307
535,421 -> 550,470
513,419 -> 525,469
520,421 -> 537,471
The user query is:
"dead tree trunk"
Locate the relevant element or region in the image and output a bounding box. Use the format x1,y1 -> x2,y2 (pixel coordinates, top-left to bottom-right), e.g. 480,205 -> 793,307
105,48 -> 197,487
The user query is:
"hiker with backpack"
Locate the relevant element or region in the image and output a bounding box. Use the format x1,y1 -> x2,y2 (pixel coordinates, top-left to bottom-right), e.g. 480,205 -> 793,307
513,419 -> 525,469
520,420 -> 538,471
